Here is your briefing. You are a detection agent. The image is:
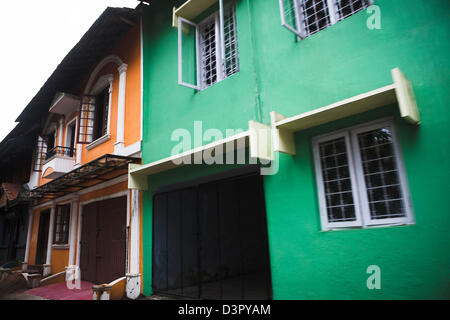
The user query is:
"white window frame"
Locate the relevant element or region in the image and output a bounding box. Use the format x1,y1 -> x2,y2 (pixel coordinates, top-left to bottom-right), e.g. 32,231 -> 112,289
313,118 -> 414,231
313,130 -> 364,230
64,117 -> 78,157
279,0 -> 373,40
178,16 -> 200,90
85,74 -> 113,150
178,0 -> 238,90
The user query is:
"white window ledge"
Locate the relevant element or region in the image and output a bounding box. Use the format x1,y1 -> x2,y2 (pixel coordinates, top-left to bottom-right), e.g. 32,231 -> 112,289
86,134 -> 111,150
128,120 -> 272,190
52,244 -> 69,250
172,0 -> 217,28
270,68 -> 420,156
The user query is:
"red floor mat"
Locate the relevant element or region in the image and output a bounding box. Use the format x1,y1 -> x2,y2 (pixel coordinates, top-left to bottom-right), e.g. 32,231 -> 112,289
25,280 -> 94,300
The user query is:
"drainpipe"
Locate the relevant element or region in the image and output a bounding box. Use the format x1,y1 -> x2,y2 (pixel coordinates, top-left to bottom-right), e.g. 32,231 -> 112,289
126,189 -> 141,299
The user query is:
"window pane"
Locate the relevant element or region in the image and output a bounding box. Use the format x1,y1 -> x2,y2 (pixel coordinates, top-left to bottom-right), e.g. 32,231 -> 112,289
358,128 -> 406,220
334,0 -> 370,21
319,137 -> 357,222
223,4 -> 239,77
298,0 -> 332,37
282,0 -> 300,30
199,17 -> 218,88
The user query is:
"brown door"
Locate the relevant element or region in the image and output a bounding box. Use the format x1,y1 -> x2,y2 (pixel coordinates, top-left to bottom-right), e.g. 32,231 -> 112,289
80,197 -> 127,284
80,202 -> 97,283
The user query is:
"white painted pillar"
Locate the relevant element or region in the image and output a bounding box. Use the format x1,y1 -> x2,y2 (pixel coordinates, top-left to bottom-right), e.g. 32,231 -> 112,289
44,204 -> 56,275
58,117 -> 64,147
68,199 -> 78,266
75,204 -> 83,267
66,199 -> 79,283
22,209 -> 34,271
126,189 -> 141,299
115,63 -> 128,153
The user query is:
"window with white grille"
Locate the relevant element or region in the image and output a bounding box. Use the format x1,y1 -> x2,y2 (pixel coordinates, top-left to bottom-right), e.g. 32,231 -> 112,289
313,119 -> 414,230
178,2 -> 239,90
279,0 -> 372,39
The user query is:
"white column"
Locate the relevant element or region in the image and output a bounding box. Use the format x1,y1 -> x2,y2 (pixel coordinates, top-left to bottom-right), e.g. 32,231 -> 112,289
126,189 -> 141,299
66,199 -> 79,282
58,117 -> 64,147
44,204 -> 56,276
75,204 -> 83,267
68,199 -> 78,266
115,63 -> 128,154
22,209 -> 34,271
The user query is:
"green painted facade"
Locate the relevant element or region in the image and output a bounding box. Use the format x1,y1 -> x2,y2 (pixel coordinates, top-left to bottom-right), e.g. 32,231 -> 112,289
141,0 -> 450,299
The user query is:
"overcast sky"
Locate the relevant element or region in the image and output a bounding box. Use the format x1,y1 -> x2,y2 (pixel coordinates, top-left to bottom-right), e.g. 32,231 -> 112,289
0,0 -> 139,142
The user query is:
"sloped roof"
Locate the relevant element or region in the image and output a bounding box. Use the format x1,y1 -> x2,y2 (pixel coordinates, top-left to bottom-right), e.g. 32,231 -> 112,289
0,182 -> 30,208
0,6 -> 141,168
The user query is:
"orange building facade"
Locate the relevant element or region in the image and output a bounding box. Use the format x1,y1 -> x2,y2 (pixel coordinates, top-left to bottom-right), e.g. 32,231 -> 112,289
22,9 -> 143,299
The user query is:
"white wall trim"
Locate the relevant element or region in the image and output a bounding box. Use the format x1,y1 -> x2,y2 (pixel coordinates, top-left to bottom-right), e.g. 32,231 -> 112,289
115,63 -> 128,152
84,55 -> 125,95
114,140 -> 142,158
79,190 -> 128,207
77,175 -> 128,195
85,134 -> 111,150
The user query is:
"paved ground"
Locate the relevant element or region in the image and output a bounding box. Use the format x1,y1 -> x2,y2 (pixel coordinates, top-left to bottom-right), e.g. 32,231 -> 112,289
0,273 -> 45,300
24,280 -> 94,300
0,273 -> 95,300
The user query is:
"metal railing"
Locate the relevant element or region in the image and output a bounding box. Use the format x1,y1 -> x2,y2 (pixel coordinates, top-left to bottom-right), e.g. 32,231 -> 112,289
45,146 -> 75,160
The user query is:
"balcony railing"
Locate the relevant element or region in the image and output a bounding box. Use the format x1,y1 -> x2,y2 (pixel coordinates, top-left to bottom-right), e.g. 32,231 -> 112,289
45,146 -> 75,160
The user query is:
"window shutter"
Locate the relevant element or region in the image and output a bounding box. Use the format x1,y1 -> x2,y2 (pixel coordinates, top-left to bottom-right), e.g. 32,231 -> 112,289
32,136 -> 46,172
279,0 -> 303,37
178,17 -> 200,90
76,95 -> 96,144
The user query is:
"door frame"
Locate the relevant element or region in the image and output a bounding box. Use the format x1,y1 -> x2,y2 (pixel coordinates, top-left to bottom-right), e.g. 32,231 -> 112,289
151,165 -> 273,299
35,209 -> 51,265
76,190 -> 130,279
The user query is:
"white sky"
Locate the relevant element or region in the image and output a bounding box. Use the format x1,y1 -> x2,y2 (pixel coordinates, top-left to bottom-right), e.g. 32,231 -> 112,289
0,0 -> 139,142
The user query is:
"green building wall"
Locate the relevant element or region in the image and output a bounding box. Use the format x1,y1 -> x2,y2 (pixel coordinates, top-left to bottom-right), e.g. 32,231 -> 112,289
141,0 -> 450,299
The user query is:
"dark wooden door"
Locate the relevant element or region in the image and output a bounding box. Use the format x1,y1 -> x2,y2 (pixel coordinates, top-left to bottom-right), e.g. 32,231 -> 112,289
80,197 -> 126,284
96,197 -> 127,284
80,202 -> 97,283
35,210 -> 50,265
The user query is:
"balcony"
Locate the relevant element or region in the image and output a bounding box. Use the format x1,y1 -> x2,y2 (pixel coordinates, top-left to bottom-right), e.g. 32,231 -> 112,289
42,146 -> 76,180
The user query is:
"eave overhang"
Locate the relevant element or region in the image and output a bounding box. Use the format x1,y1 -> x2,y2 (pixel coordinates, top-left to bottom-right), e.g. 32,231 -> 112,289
271,68 -> 420,155
128,120 -> 272,190
30,154 -> 140,200
172,0 -> 217,27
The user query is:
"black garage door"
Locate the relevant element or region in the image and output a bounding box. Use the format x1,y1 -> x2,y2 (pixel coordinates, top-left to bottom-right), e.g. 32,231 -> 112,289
153,166 -> 272,299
